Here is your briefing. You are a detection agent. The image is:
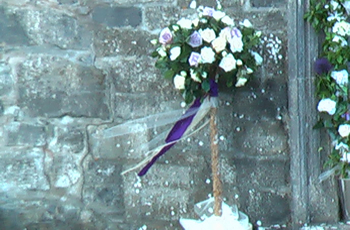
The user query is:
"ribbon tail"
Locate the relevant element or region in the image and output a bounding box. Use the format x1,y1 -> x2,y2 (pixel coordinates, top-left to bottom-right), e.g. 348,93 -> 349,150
138,143 -> 176,176
137,98 -> 202,176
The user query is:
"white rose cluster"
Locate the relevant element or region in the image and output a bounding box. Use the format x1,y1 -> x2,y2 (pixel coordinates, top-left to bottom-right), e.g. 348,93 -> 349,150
331,69 -> 348,85
339,124 -> 350,138
333,21 -> 350,36
317,98 -> 337,115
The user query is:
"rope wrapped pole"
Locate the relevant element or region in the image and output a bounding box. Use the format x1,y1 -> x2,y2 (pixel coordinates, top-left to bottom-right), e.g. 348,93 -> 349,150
210,107 -> 222,216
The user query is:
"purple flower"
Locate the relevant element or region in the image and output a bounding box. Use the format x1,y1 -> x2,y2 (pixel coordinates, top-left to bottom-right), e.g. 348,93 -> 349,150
231,27 -> 242,39
188,31 -> 203,48
188,52 -> 201,66
342,112 -> 350,121
203,7 -> 215,17
314,57 -> 332,75
159,27 -> 173,45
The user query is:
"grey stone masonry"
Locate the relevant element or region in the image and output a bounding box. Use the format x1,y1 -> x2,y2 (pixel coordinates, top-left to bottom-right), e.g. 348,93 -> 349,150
0,0 -> 338,229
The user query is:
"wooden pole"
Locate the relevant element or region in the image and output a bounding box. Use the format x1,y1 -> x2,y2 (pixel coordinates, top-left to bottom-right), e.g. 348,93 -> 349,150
210,107 -> 222,216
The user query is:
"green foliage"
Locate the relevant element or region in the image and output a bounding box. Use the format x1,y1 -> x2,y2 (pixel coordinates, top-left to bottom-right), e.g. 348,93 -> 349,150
305,0 -> 350,178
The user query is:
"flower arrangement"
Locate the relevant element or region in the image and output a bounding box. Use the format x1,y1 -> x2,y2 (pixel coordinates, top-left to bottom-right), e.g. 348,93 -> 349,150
151,1 -> 263,104
305,0 -> 350,178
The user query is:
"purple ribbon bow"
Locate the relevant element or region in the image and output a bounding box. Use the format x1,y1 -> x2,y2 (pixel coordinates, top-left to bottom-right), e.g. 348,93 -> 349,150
138,80 -> 218,176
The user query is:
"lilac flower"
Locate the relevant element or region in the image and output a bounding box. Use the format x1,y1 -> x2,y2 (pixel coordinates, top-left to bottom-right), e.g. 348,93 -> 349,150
188,31 -> 203,48
314,57 -> 332,75
341,112 -> 350,121
188,52 -> 201,66
203,7 -> 215,17
159,27 -> 173,45
231,27 -> 242,39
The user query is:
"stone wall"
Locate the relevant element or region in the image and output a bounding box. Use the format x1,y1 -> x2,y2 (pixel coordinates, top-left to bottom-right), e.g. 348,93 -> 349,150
0,0 -> 293,229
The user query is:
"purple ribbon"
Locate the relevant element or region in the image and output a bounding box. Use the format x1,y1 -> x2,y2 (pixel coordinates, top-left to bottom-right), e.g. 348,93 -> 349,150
138,80 -> 218,176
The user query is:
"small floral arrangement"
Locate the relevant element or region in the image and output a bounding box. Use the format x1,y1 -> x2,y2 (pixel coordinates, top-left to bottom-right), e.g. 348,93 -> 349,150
151,1 -> 263,104
305,0 -> 350,178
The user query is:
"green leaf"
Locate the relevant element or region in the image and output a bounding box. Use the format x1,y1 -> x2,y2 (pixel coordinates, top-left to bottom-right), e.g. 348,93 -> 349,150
313,120 -> 324,129
201,80 -> 210,93
151,50 -> 159,58
163,69 -> 175,80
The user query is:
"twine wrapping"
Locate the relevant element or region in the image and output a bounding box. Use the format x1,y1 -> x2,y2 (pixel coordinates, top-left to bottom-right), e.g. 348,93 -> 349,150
210,107 -> 222,216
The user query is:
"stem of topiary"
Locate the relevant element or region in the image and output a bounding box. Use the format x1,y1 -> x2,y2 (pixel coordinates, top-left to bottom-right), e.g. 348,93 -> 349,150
210,107 -> 222,216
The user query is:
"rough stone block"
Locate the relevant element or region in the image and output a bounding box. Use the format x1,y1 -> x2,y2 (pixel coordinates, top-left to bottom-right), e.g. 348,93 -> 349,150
92,6 -> 141,28
0,63 -> 14,97
123,165 -> 191,221
4,122 -> 46,146
93,28 -> 154,57
177,0 -> 243,8
17,8 -> 92,49
238,189 -> 290,226
144,6 -> 181,31
0,6 -> 29,46
233,158 -> 289,189
49,125 -> 85,154
49,154 -> 82,189
112,56 -> 171,93
82,157 -> 124,215
58,0 -> 78,4
0,148 -> 49,191
251,0 -> 286,8
16,54 -> 109,119
113,92 -> 179,120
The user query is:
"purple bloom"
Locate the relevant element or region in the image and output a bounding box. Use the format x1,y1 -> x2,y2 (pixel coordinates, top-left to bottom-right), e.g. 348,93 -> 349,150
159,27 -> 173,45
188,31 -> 203,48
231,27 -> 242,39
203,7 -> 215,17
314,57 -> 332,75
188,52 -> 201,66
342,112 -> 350,121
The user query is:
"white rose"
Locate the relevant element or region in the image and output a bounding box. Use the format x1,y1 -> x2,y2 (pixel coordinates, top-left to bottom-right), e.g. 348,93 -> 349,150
331,69 -> 348,85
236,59 -> 243,66
177,18 -> 193,29
341,152 -> 350,163
180,70 -> 187,77
157,47 -> 167,57
251,51 -> 263,65
200,47 -> 216,63
317,98 -> 336,115
343,1 -> 350,14
247,68 -> 254,74
213,11 -> 226,21
190,69 -> 201,82
219,53 -> 236,72
330,0 -> 339,9
219,27 -> 231,41
255,31 -> 262,37
150,39 -> 158,45
189,0 -> 197,9
202,72 -> 207,78
192,18 -> 199,27
170,46 -> 181,61
211,37 -> 227,53
173,74 -> 185,89
229,37 -> 244,53
339,124 -> 350,138
333,21 -> 350,36
336,142 -> 349,151
199,28 -> 216,43
221,16 -> 234,26
333,35 -> 348,47
235,78 -> 247,87
240,19 -> 253,28
172,25 -> 180,31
